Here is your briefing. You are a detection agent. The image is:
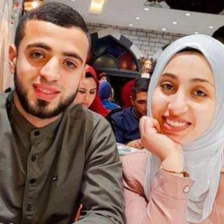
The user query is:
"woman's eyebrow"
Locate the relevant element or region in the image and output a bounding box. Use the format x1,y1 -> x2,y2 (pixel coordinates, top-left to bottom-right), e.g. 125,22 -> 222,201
161,73 -> 214,87
160,73 -> 177,80
190,78 -> 215,87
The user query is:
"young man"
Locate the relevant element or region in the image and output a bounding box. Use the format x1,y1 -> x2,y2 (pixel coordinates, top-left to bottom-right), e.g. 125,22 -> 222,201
0,2 -> 124,224
110,78 -> 149,146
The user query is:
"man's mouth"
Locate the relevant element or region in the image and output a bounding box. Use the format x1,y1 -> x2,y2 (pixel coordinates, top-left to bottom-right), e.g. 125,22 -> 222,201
33,84 -> 60,102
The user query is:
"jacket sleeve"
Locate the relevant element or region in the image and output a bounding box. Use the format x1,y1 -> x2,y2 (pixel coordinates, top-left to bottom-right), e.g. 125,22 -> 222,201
121,152 -> 194,224
76,116 -> 125,224
110,113 -> 124,144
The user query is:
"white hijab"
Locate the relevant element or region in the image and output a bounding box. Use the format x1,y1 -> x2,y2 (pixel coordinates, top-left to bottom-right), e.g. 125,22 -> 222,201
144,34 -> 224,223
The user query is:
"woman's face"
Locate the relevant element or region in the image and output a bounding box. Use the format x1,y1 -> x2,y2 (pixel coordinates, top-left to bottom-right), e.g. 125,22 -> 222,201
75,77 -> 97,108
152,51 -> 216,145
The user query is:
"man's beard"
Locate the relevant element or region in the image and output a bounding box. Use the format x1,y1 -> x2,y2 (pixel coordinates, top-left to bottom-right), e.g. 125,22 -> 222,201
14,71 -> 77,119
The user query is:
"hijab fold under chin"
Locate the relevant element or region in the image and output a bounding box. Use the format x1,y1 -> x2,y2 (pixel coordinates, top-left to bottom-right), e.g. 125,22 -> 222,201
144,34 -> 224,223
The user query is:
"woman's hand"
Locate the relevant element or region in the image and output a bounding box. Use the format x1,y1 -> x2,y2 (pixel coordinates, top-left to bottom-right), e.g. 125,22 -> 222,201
140,116 -> 184,173
127,139 -> 143,149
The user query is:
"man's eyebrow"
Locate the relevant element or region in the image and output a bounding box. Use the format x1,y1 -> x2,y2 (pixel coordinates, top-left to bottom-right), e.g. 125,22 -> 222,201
63,52 -> 83,64
26,43 -> 51,51
26,43 -> 84,64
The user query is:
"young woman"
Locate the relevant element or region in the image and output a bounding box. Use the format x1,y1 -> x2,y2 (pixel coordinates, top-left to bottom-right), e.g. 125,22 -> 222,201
75,66 -> 108,117
121,35 -> 224,224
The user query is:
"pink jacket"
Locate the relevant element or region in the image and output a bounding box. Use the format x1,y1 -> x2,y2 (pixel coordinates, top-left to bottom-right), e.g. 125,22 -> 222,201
121,151 -> 224,224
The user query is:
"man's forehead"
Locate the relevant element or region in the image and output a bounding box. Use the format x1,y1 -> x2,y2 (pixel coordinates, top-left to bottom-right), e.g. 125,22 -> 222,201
21,20 -> 89,60
135,91 -> 147,100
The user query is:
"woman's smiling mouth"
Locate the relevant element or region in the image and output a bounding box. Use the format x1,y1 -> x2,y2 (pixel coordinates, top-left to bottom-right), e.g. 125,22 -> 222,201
162,116 -> 192,133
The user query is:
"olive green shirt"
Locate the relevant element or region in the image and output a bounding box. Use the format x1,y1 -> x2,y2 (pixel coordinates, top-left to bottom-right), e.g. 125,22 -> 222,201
0,92 -> 125,224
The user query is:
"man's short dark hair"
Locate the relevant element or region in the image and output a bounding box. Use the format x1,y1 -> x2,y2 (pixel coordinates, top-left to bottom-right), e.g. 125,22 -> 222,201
131,78 -> 150,99
15,2 -> 90,50
212,26 -> 224,44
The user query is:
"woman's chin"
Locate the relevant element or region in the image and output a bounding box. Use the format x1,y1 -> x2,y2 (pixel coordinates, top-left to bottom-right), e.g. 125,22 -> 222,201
165,133 -> 187,146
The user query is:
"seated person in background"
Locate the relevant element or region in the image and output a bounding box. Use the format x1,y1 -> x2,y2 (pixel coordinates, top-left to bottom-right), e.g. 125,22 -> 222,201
99,81 -> 120,110
110,78 -> 149,147
120,58 -> 152,108
75,66 -> 109,117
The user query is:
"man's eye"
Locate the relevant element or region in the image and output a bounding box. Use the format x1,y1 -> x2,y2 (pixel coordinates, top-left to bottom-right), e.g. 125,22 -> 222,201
193,90 -> 207,97
31,52 -> 44,59
64,61 -> 76,69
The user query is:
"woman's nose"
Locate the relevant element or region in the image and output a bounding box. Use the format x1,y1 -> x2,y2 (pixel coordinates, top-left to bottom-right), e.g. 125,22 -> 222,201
167,91 -> 189,116
84,93 -> 90,101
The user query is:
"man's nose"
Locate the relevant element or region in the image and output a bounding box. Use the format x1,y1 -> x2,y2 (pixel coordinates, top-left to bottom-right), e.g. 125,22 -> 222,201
39,58 -> 61,82
167,91 -> 189,116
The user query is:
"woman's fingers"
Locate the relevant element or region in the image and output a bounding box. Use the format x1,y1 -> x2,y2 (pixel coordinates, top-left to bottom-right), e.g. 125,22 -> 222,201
140,116 -> 159,136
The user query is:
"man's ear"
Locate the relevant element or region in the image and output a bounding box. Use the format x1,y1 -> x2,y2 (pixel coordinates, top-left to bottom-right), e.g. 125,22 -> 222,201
8,44 -> 17,74
130,96 -> 135,106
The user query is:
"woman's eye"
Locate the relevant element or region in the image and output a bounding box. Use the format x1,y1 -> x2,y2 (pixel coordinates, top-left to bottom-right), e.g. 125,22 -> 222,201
64,61 -> 76,69
90,91 -> 96,95
193,90 -> 207,97
78,90 -> 86,94
31,52 -> 44,59
161,82 -> 174,91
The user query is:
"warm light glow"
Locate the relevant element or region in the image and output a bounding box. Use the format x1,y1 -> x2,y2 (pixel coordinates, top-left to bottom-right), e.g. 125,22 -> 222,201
24,0 -> 44,11
32,1 -> 39,8
89,0 -> 106,14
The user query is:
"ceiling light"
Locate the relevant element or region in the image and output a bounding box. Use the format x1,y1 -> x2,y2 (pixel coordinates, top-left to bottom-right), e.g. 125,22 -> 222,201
129,24 -> 133,27
71,0 -> 76,1
209,26 -> 214,29
89,0 -> 106,14
24,0 -> 44,11
185,13 -> 191,16
144,7 -> 149,11
162,28 -> 167,31
172,21 -> 178,25
195,32 -> 199,34
135,16 -> 140,20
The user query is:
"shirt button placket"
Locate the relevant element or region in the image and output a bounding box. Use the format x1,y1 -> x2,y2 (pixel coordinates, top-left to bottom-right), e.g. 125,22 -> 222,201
22,129 -> 40,223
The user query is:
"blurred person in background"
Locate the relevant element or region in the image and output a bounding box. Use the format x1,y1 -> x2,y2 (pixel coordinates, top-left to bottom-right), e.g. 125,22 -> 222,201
75,66 -> 109,117
99,81 -> 120,111
110,78 -> 149,147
